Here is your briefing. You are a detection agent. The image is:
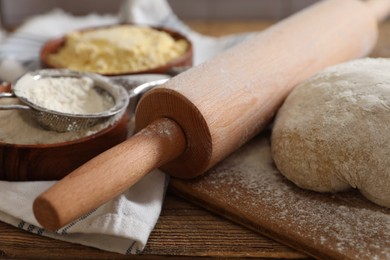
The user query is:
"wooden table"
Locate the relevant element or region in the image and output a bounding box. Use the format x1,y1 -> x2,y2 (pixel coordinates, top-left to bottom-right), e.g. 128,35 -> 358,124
0,193 -> 306,259
1,20 -> 389,259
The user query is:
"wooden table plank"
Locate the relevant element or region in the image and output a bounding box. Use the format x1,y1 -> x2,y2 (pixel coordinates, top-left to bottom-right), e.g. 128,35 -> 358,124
0,194 -> 305,259
145,192 -> 305,258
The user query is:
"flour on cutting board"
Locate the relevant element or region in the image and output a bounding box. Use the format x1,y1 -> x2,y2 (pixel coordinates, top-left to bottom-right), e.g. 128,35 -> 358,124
175,133 -> 390,259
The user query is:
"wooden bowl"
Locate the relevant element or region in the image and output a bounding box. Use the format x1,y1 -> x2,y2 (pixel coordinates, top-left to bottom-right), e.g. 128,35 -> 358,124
40,24 -> 193,76
0,84 -> 128,181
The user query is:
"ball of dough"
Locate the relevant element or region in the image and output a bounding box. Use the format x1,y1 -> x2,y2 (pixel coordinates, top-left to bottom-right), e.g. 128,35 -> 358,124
271,58 -> 390,208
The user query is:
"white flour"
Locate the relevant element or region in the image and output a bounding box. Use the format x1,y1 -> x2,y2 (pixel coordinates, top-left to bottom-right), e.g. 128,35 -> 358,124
15,74 -> 114,114
0,74 -> 122,145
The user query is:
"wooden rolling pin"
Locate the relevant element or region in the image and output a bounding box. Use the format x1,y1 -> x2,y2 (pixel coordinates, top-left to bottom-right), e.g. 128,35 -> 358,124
33,0 -> 390,231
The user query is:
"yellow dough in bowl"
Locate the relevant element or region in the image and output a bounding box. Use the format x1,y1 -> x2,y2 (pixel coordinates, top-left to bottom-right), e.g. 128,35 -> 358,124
47,25 -> 189,74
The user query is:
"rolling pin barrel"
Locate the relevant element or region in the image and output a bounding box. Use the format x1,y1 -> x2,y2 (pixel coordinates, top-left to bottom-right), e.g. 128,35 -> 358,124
136,0 -> 382,177
33,0 -> 390,230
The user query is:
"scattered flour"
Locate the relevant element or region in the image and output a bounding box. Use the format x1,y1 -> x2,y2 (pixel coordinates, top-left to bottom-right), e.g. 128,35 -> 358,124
173,133 -> 390,259
138,118 -> 176,141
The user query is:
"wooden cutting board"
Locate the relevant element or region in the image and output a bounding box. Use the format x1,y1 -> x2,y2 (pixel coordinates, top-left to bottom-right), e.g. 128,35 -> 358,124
169,131 -> 390,260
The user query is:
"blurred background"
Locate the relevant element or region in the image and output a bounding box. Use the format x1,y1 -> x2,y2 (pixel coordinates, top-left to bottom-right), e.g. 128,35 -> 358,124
0,0 -> 319,30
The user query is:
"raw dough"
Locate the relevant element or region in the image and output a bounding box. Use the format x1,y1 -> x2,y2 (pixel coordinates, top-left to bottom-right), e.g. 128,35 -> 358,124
271,58 -> 390,208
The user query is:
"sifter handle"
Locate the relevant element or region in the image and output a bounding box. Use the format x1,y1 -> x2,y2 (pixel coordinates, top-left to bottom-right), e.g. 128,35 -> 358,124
0,92 -> 31,110
33,118 -> 186,231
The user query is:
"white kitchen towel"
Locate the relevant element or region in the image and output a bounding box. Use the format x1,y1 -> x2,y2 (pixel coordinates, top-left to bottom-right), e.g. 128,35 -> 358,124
0,172 -> 167,254
0,0 -> 253,255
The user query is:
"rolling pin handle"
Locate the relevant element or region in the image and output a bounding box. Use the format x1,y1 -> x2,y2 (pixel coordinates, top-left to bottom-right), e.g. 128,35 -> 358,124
33,117 -> 186,231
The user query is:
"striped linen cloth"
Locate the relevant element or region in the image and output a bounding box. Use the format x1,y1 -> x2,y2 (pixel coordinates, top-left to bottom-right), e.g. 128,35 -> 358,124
0,0 -> 253,254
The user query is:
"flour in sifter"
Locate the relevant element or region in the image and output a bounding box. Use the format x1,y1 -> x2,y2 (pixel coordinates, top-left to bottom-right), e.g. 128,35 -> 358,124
0,73 -> 121,145
15,73 -> 114,114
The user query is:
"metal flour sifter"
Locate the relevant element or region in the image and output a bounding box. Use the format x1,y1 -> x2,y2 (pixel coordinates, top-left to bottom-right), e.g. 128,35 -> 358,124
0,69 -> 129,132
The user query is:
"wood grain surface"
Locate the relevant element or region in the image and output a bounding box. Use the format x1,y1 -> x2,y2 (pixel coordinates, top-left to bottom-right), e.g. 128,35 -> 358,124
0,194 -> 305,259
1,19 -> 390,259
145,193 -> 306,259
0,20 -> 306,260
168,21 -> 390,260
35,0 -> 386,231
170,132 -> 390,260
